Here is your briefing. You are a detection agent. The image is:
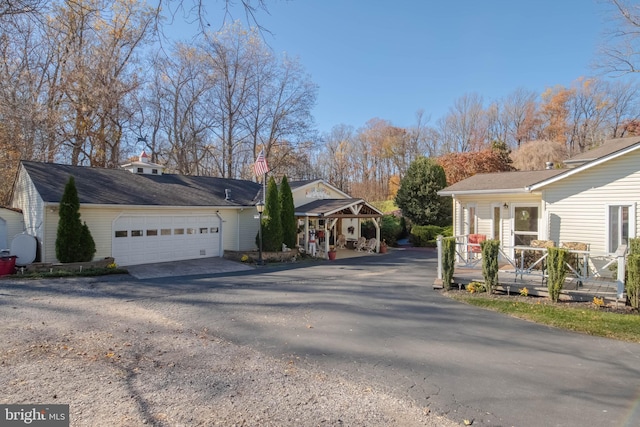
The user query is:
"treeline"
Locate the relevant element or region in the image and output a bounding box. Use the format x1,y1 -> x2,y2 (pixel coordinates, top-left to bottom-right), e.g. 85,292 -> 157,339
2,1 -> 640,206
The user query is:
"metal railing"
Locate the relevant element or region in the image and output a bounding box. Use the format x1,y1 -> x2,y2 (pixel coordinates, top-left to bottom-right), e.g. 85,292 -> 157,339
436,236 -> 627,298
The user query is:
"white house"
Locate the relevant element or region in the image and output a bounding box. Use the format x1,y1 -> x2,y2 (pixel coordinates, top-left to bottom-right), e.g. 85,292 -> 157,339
8,154 -> 382,266
438,136 -> 640,261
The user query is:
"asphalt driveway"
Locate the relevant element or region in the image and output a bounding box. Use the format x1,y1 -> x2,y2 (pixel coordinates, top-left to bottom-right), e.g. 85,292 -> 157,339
3,248 -> 639,426
131,247 -> 640,427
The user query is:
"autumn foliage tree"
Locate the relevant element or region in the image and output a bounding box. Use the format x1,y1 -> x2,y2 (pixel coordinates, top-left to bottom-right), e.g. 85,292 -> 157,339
437,141 -> 515,185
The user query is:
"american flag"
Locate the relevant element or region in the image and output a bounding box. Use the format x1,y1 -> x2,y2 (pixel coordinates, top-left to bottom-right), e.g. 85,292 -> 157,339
254,150 -> 269,176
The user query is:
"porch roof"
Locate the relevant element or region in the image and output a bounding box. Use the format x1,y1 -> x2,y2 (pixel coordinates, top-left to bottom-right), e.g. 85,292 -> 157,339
438,169 -> 565,196
295,198 -> 383,218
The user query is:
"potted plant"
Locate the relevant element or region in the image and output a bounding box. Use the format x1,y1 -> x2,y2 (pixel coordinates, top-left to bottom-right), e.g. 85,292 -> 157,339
328,246 -> 337,260
379,240 -> 388,253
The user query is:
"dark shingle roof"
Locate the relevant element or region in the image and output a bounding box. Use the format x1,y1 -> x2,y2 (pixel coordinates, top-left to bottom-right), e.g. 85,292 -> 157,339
21,161 -> 261,207
565,136 -> 640,163
439,169 -> 566,194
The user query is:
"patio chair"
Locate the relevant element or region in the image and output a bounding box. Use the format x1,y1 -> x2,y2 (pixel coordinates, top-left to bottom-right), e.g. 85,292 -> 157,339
336,234 -> 347,249
354,236 -> 367,251
467,234 -> 486,254
365,238 -> 377,253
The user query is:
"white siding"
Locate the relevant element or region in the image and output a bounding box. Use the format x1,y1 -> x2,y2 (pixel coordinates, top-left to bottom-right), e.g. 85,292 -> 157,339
544,150 -> 640,255
237,208 -> 259,251
39,206 -> 247,264
0,208 -> 25,249
292,181 -> 348,207
452,194 -> 542,245
10,167 -> 45,257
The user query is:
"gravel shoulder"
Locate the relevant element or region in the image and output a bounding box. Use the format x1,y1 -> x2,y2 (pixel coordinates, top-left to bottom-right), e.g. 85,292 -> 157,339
0,276 -> 457,427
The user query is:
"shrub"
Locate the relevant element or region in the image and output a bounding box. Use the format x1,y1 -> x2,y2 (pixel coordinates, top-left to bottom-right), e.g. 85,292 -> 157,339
442,237 -> 456,290
547,247 -> 569,302
467,281 -> 486,293
626,253 -> 640,309
481,239 -> 500,294
410,225 -> 445,247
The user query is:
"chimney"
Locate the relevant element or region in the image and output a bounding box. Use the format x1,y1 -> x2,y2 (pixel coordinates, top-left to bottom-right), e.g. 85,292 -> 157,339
225,189 -> 231,200
545,162 -> 554,170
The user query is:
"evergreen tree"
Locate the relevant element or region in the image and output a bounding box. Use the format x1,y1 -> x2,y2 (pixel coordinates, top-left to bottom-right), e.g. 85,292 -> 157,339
395,156 -> 450,226
55,176 -> 95,262
262,176 -> 283,251
279,175 -> 296,249
79,222 -> 96,262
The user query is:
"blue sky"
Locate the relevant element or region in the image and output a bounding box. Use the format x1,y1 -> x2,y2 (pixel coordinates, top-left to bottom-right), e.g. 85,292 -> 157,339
192,0 -> 622,135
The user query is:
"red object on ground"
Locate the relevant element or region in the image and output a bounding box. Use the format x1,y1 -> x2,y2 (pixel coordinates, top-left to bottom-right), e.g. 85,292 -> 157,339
0,255 -> 17,276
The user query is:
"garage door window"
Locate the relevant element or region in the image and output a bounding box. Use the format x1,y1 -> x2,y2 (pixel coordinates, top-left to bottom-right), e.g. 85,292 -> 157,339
146,229 -> 158,236
199,228 -> 208,234
175,228 -> 184,235
161,229 -> 171,236
187,228 -> 195,235
131,230 -> 143,237
115,230 -> 127,238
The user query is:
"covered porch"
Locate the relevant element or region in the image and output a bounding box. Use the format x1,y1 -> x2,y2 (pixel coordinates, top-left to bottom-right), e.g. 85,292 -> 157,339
294,198 -> 384,259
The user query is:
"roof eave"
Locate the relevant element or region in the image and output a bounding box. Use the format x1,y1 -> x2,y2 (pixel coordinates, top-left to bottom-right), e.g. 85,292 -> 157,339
438,188 -> 531,196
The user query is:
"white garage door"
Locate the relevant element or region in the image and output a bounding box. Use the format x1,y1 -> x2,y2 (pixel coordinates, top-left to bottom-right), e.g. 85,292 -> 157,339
112,215 -> 221,266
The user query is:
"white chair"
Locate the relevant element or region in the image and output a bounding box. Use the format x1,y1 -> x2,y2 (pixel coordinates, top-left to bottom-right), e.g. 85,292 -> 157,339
336,234 -> 347,249
365,238 -> 377,253
354,236 -> 367,251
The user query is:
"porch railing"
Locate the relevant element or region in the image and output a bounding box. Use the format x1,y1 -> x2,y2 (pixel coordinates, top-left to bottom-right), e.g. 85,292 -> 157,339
436,235 -> 627,298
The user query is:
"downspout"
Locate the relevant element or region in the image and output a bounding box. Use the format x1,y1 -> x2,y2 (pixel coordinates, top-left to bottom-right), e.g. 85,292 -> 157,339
215,211 -> 224,257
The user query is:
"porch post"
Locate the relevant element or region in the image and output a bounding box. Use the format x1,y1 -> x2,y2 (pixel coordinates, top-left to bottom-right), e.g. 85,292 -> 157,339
374,218 -> 381,252
436,235 -> 443,281
616,244 -> 628,299
304,216 -> 309,253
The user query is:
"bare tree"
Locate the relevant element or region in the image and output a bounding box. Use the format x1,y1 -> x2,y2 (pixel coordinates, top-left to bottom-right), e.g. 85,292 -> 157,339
437,93 -> 487,153
598,0 -> 640,75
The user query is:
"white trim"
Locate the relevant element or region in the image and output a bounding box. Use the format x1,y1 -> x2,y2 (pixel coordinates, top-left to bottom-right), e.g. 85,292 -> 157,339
528,143 -> 640,191
464,203 -> 478,236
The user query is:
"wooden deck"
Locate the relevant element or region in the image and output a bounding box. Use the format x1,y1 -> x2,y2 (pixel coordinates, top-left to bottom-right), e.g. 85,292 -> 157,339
434,265 -> 624,304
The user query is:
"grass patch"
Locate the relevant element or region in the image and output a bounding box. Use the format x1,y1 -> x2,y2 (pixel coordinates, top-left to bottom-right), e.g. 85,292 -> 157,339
447,292 -> 640,343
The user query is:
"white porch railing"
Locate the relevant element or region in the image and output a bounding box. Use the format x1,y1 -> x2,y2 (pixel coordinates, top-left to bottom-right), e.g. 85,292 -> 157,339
436,235 -> 627,298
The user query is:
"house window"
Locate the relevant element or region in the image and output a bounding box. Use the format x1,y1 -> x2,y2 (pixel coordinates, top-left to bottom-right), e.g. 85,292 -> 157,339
115,230 -> 127,238
608,205 -> 632,253
464,204 -> 477,235
492,205 -> 501,241
152,169 -> 158,174
137,167 -> 143,173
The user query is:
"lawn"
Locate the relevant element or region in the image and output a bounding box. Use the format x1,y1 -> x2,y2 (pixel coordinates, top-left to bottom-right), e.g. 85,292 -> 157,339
446,291 -> 640,343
